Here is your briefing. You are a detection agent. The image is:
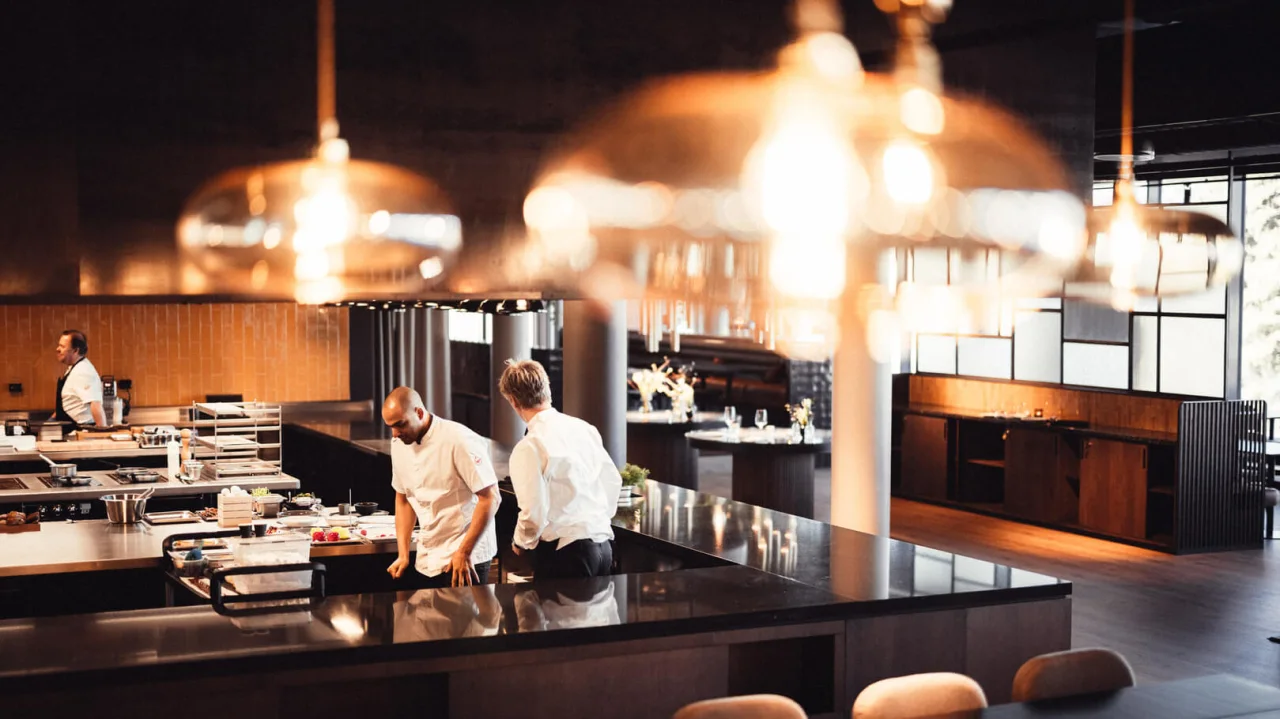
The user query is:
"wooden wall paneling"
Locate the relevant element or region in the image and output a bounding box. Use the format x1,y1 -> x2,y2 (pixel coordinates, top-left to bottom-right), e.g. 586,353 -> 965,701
901,414 -> 950,501
1079,438 -> 1149,539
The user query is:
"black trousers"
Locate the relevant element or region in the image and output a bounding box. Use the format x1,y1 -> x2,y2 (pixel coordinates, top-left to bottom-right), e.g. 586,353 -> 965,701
534,539 -> 613,580
417,561 -> 491,589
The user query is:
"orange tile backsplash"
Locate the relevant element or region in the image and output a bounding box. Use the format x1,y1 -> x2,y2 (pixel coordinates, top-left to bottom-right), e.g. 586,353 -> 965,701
908,376 -> 1182,435
0,303 -> 349,411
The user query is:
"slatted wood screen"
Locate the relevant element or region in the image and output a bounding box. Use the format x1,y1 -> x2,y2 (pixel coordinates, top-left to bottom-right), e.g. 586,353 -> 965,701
1176,400 -> 1267,553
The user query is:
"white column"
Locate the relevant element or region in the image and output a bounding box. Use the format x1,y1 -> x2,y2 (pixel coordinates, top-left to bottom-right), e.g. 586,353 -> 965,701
563,299 -> 628,465
425,308 -> 452,418
830,248 -> 894,536
491,313 -> 534,446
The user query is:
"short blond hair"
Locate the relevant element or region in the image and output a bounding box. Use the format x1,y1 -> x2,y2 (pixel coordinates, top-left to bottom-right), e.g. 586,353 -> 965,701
499,359 -> 551,410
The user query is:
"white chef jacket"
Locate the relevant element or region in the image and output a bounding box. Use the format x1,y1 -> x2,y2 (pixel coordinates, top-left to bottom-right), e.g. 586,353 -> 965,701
60,358 -> 103,426
390,415 -> 499,577
509,408 -> 621,551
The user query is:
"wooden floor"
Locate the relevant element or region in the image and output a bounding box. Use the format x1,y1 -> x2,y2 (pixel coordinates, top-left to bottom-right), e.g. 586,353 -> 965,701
697,455 -> 1280,687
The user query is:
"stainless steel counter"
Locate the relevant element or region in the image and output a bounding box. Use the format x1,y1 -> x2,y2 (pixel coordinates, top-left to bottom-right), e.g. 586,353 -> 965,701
0,516 -> 398,578
0,470 -> 300,504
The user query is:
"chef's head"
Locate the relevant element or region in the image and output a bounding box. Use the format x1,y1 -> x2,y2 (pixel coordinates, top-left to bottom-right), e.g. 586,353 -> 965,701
56,330 -> 88,366
382,386 -> 428,443
498,359 -> 551,415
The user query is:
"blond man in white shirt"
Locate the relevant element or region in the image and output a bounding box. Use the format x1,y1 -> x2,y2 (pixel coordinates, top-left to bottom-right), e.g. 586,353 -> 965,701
499,359 -> 620,579
382,386 -> 500,588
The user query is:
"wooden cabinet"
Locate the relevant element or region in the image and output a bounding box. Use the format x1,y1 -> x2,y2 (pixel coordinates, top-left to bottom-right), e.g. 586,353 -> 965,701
1079,438 -> 1148,539
901,415 -> 950,501
1004,428 -> 1078,524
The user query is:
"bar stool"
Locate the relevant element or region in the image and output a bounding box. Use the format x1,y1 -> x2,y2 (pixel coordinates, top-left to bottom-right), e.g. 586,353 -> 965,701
672,695 -> 806,719
1012,648 -> 1135,702
852,673 -> 987,718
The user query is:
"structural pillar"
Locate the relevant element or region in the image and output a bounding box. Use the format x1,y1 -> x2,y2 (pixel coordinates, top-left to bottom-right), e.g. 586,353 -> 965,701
830,248 -> 894,537
425,308 -> 452,418
491,313 -> 534,447
563,299 -> 628,466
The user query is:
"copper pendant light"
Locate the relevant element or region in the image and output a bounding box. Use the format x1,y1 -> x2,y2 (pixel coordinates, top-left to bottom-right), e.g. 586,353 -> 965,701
176,0 -> 461,304
1068,0 -> 1242,310
518,0 -> 1087,359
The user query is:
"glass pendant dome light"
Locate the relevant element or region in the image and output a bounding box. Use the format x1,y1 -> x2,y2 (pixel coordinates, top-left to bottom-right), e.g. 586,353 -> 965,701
1067,0 -> 1242,311
176,0 -> 462,304
519,0 -> 1087,359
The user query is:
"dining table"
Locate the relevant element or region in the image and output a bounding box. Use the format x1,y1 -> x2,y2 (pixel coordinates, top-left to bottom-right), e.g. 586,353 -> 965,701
685,426 -> 831,519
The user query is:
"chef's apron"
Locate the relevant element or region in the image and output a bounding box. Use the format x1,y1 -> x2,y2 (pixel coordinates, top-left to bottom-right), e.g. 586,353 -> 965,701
53,358 -> 85,428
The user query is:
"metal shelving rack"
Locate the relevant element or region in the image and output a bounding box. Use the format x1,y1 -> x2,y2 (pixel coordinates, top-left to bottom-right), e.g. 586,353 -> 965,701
190,402 -> 283,481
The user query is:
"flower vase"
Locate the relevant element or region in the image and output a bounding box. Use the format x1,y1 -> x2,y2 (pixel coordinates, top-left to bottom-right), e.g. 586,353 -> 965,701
803,424 -> 815,443
790,422 -> 802,443
641,394 -> 653,413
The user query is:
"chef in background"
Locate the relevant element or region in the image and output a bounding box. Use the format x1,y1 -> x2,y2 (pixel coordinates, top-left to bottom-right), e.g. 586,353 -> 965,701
500,359 -> 620,579
52,329 -> 105,428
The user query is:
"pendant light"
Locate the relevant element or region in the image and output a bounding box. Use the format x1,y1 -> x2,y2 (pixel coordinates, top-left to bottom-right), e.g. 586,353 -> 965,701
1067,0 -> 1242,310
518,0 -> 1087,359
176,0 -> 461,304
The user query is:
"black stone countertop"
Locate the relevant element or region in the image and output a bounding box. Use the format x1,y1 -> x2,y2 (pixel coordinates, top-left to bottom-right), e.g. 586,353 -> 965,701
901,403 -> 1179,445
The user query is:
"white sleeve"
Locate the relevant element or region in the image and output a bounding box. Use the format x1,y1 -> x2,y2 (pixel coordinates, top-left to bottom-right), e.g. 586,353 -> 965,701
453,439 -> 499,493
510,439 -> 548,550
72,366 -> 103,403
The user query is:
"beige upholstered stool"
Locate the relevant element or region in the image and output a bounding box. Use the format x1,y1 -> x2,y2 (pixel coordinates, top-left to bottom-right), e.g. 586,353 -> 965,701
673,694 -> 807,719
1012,648 -> 1136,702
852,672 -> 988,719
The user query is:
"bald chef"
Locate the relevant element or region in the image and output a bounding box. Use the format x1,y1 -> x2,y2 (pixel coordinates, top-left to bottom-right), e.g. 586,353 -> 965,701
382,386 -> 500,588
52,330 -> 105,428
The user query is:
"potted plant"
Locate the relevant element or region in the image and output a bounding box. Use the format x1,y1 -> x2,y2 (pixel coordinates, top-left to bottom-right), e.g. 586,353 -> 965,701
619,463 -> 650,499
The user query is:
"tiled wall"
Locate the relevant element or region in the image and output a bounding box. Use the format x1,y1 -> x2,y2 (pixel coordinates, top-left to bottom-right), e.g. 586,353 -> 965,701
0,304 -> 349,411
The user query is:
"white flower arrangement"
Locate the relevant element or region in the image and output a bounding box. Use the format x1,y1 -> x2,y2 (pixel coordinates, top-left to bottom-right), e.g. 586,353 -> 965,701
631,359 -> 676,411
786,397 -> 814,428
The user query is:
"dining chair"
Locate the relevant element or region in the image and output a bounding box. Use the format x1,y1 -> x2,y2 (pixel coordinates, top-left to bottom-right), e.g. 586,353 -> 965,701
672,694 -> 807,719
1012,647 -> 1136,702
852,672 -> 988,718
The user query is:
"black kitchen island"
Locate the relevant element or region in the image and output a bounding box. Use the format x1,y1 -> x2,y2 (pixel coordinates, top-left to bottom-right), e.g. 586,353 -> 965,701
0,420 -> 1071,718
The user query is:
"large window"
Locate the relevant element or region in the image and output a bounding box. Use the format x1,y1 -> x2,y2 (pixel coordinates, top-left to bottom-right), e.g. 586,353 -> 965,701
909,175 -> 1231,398
1242,174 -> 1280,409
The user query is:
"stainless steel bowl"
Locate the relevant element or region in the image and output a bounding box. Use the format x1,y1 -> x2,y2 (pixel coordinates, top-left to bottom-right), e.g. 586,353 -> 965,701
102,494 -> 149,523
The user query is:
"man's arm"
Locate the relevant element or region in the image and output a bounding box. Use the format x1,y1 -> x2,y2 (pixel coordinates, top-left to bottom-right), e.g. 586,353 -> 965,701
89,401 -> 106,427
509,441 -> 548,552
449,484 -> 498,586
387,491 -> 416,579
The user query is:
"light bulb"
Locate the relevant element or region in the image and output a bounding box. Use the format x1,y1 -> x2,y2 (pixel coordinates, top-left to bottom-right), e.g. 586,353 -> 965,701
1105,207 -> 1145,290
882,140 -> 935,205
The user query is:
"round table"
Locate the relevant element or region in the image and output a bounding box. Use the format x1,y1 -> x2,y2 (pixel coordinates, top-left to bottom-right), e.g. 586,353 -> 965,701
626,410 -> 722,491
686,427 -> 831,519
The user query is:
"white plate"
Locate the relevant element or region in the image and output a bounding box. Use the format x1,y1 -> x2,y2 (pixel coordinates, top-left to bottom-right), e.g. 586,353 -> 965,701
358,515 -> 396,526
325,514 -> 359,527
278,516 -> 320,528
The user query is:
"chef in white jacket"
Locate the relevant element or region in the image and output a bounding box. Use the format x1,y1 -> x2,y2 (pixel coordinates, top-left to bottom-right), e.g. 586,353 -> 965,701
499,359 -> 620,580
52,330 -> 105,428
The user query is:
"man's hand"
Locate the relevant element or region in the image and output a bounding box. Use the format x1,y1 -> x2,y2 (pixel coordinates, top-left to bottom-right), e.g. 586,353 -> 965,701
511,544 -> 525,557
387,554 -> 410,579
449,549 -> 480,586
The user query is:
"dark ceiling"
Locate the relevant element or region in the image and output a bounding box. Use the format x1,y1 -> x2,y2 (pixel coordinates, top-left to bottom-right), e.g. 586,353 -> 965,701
0,0 -> 1276,300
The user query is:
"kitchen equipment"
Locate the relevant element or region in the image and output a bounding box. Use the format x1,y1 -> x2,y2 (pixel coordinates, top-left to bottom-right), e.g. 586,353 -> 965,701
229,534 -> 312,595
254,493 -> 284,518
278,514 -> 321,528
108,466 -> 164,484
38,454 -> 90,486
143,510 -> 202,525
102,493 -> 149,524
337,502 -> 355,515
354,501 -> 377,516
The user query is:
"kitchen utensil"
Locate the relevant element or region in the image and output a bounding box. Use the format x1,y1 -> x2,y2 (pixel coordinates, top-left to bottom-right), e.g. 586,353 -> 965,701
354,501 -> 377,516
253,522 -> 268,537
279,515 -> 320,528
102,493 -> 149,523
254,493 -> 285,518
337,503 -> 355,515
144,510 -> 201,525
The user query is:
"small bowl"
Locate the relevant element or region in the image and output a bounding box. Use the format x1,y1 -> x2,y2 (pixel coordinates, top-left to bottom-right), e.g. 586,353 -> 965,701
354,502 -> 378,516
325,514 -> 359,528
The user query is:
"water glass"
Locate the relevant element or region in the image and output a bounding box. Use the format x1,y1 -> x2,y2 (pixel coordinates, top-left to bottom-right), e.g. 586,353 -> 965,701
755,409 -> 768,430
723,406 -> 738,430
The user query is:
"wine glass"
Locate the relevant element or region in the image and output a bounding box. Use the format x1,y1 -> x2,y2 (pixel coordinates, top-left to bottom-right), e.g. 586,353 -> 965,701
755,409 -> 768,431
723,406 -> 738,430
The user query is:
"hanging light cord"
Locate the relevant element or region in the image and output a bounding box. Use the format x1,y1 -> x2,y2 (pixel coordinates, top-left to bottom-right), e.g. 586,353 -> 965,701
791,0 -> 843,35
1118,0 -> 1135,187
317,0 -> 338,142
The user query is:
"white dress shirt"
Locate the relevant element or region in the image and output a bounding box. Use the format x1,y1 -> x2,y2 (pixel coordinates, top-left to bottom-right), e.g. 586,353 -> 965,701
60,359 -> 103,426
509,407 -> 621,550
390,416 -> 499,577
